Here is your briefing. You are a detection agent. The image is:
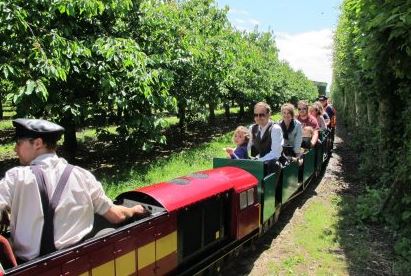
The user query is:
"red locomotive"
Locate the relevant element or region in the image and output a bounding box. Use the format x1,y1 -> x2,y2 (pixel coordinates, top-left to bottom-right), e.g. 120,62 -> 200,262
2,130 -> 333,276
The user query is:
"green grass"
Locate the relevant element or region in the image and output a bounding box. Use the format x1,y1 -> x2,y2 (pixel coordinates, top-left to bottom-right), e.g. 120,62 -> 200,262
268,195 -> 349,275
267,190 -> 387,275
163,116 -> 178,126
76,126 -> 117,143
102,132 -> 233,198
271,113 -> 282,122
0,143 -> 15,160
0,120 -> 12,130
294,199 -> 348,272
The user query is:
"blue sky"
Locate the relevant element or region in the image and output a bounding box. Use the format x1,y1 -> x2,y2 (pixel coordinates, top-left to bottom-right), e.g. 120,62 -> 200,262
215,0 -> 342,89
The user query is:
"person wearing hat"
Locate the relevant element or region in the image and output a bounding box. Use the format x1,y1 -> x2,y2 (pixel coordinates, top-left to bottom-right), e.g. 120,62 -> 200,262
318,95 -> 336,126
0,119 -> 146,264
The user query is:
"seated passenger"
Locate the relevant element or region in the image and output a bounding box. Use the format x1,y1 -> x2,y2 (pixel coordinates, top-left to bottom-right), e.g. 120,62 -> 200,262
248,102 -> 283,162
279,103 -> 302,157
225,126 -> 250,159
297,100 -> 320,147
0,119 -> 147,262
310,102 -> 327,130
301,126 -> 314,149
318,95 -> 336,127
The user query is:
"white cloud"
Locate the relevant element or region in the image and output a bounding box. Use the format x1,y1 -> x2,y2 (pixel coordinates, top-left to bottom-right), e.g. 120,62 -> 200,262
229,8 -> 249,16
227,9 -> 261,31
275,29 -> 334,90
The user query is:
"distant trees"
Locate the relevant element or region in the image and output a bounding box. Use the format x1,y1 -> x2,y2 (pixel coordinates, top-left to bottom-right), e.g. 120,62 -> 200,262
0,0 -> 317,151
332,0 -> 411,270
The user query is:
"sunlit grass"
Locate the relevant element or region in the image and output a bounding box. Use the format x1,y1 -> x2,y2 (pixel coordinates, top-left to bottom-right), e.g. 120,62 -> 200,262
163,116 -> 178,127
0,120 -> 12,130
268,195 -> 349,275
0,143 -> 15,160
76,126 -> 117,143
102,132 -> 232,198
271,113 -> 282,122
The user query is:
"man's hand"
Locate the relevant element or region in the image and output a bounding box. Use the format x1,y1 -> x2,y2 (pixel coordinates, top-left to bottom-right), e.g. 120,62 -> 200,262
104,204 -> 149,224
133,204 -> 148,215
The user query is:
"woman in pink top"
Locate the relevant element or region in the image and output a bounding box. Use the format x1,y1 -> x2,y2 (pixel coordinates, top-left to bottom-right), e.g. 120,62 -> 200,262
296,100 -> 319,148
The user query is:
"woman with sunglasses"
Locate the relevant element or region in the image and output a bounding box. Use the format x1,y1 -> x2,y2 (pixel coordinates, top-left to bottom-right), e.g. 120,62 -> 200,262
248,102 -> 283,163
296,100 -> 320,148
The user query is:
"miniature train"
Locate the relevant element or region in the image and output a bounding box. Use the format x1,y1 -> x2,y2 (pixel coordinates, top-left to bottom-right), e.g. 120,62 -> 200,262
3,130 -> 334,276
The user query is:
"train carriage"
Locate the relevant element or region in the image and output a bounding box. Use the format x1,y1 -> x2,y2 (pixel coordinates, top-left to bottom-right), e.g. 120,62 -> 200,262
2,129 -> 333,276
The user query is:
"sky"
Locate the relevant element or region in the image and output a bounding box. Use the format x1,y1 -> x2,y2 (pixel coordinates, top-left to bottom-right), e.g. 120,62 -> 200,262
215,0 -> 342,90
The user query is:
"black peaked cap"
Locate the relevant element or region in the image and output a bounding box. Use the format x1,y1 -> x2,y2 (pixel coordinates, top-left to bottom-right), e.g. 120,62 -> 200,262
13,118 -> 65,142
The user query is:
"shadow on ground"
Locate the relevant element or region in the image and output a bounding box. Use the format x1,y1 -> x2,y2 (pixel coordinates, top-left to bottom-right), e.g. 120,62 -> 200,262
331,125 -> 395,275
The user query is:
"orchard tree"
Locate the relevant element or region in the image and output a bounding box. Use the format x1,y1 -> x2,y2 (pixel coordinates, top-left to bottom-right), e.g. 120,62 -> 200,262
0,0 -> 172,153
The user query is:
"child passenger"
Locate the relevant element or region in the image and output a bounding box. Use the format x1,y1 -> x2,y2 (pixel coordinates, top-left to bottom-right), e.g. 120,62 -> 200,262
225,126 -> 250,159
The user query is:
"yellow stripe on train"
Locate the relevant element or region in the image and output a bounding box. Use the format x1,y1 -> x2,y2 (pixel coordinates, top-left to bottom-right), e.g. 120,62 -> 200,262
138,241 -> 156,270
138,230 -> 177,270
116,250 -> 136,276
92,260 -> 115,276
85,230 -> 177,275
157,231 -> 177,259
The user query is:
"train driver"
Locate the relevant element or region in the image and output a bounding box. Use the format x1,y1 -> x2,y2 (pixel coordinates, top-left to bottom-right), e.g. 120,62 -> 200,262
0,119 -> 146,263
248,102 -> 284,164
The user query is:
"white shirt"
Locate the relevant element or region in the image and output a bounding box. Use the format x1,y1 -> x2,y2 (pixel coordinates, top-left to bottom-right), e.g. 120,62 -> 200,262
0,153 -> 113,260
248,120 -> 284,161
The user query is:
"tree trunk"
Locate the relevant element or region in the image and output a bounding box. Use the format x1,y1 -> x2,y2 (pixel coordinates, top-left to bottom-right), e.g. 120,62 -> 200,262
117,106 -> 123,123
62,113 -> 77,160
178,100 -> 186,131
378,94 -> 393,146
366,97 -> 376,125
224,102 -> 230,120
239,103 -> 245,120
354,89 -> 359,127
208,102 -> 216,124
343,86 -> 348,123
0,92 -> 3,120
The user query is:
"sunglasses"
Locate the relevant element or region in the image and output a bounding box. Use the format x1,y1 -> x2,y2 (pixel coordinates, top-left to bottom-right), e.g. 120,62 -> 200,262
254,113 -> 267,118
298,107 -> 307,111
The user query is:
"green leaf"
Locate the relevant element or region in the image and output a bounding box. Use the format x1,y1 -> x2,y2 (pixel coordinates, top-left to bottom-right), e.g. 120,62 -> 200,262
25,80 -> 35,95
401,211 -> 411,221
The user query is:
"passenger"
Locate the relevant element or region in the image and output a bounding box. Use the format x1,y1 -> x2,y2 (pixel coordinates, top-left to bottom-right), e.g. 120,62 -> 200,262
225,126 -> 250,159
318,95 -> 336,128
296,100 -> 319,147
248,102 -> 283,162
279,103 -> 302,157
310,102 -> 327,130
301,126 -> 314,149
0,119 -> 147,262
